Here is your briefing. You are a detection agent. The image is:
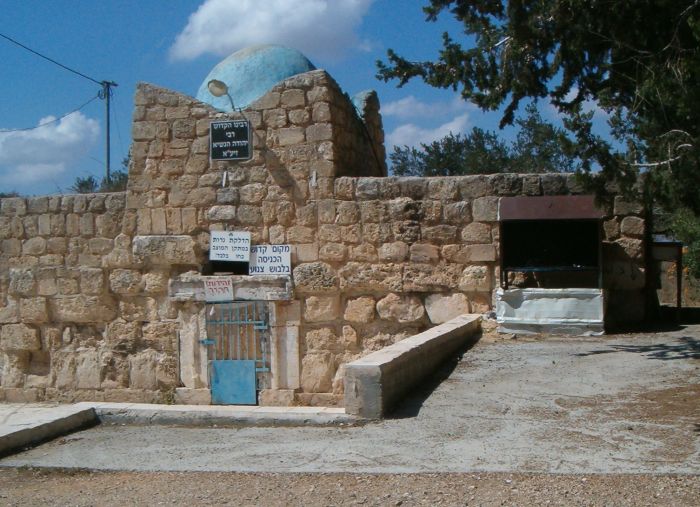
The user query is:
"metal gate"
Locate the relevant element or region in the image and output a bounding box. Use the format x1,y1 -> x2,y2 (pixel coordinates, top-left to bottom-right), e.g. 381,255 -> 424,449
203,301 -> 270,405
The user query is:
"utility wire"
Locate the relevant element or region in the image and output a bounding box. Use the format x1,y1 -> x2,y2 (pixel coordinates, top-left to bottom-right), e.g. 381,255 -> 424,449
0,94 -> 100,133
0,31 -> 103,86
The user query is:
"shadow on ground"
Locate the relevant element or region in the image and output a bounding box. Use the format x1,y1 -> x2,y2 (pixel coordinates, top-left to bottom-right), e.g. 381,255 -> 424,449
573,336 -> 700,360
387,332 -> 482,420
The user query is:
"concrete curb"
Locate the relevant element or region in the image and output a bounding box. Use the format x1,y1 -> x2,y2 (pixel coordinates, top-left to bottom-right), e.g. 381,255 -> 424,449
0,402 -> 359,457
81,402 -> 359,427
0,405 -> 98,457
344,313 -> 482,419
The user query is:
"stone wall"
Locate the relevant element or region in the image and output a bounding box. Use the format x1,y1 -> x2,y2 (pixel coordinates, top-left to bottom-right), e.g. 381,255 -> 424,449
0,68 -> 647,405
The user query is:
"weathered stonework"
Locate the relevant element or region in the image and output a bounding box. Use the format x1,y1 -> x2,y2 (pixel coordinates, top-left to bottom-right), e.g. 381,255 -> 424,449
0,66 -> 653,406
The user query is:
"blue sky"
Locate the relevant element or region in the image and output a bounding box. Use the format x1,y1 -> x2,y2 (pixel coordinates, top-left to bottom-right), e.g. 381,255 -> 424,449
0,0 -> 528,195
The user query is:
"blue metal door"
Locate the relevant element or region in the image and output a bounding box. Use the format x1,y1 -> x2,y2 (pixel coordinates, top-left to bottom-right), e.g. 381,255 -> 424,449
204,301 -> 270,405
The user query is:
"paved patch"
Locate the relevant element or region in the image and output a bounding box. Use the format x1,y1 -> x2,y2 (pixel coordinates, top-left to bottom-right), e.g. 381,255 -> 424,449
2,326 -> 698,474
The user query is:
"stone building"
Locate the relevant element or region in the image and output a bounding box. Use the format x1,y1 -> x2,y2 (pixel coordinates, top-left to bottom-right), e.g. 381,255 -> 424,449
0,46 -> 648,406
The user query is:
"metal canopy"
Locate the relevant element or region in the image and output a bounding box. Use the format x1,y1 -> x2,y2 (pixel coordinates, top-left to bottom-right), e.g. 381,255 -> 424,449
498,195 -> 604,221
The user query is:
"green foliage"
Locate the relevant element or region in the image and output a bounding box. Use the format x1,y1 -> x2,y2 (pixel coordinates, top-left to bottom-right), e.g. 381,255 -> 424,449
379,0 -> 700,271
391,104 -> 575,176
0,191 -> 20,198
671,208 -> 700,278
378,1 -> 700,202
70,175 -> 100,194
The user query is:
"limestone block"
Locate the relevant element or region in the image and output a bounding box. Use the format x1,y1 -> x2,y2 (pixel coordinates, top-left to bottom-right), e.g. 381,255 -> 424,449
615,237 -> 644,259
281,89 -> 306,108
424,293 -> 471,324
50,295 -> 117,323
304,327 -> 337,351
78,268 -> 107,297
604,261 -> 646,290
105,319 -> 141,349
350,243 -> 378,262
269,225 -> 285,244
426,178 -> 458,200
300,351 -> 335,392
9,269 -> 36,296
338,262 -> 403,292
1,323 -> 40,350
294,243 -> 318,262
403,264 -> 461,292
264,108 -> 288,128
362,331 -> 411,352
258,388 -> 295,406
332,363 -> 347,395
142,270 -> 169,294
334,177 -> 355,200
304,295 -> 340,323
459,265 -> 491,292
392,221 -> 421,243
410,243 -> 439,263
237,205 -> 263,225
319,242 -> 346,262
129,350 -> 159,390
109,269 -> 143,294
463,244 -> 497,262
376,293 -> 425,323
604,219 -> 620,240
522,175 -> 542,195
358,201 -> 386,223
207,205 -> 236,221
76,349 -> 101,389
132,235 -> 198,266
461,222 -> 492,244
0,298 -> 19,324
240,183 -> 267,204
19,297 -> 48,323
293,262 -> 338,294
318,224 -> 342,242
341,325 -> 360,349
22,237 -> 47,256
287,225 -> 315,244
361,223 -> 392,244
142,321 -> 178,351
472,196 -> 499,222
443,202 -> 472,224
27,196 -> 48,214
277,127 -> 305,146
621,216 -> 645,238
378,242 -> 409,262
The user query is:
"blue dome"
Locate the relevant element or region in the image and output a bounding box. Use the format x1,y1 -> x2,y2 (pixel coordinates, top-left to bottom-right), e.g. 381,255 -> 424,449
196,45 -> 316,112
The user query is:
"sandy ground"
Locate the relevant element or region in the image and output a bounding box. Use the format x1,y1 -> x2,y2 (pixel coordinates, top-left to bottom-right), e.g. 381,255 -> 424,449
0,468 -> 698,506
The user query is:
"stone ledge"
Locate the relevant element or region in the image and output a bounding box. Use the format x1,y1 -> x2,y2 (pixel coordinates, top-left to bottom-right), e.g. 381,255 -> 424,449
343,313 -> 481,419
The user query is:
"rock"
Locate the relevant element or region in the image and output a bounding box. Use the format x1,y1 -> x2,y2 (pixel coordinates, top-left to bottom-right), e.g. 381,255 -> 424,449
132,235 -> 198,266
410,244 -> 439,263
338,262 -> 403,292
344,297 -> 375,323
459,265 -> 492,292
378,242 -> 409,262
109,269 -> 144,294
376,293 -> 425,323
300,351 -> 335,392
0,323 -> 40,351
304,296 -> 340,323
403,264 -> 461,292
425,293 -> 471,324
293,262 -> 338,294
19,297 -> 48,323
50,295 -> 117,323
304,328 -> 337,351
620,216 -> 645,238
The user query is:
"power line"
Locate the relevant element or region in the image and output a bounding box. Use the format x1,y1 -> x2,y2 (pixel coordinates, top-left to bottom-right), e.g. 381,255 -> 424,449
0,31 -> 102,86
0,94 -> 100,133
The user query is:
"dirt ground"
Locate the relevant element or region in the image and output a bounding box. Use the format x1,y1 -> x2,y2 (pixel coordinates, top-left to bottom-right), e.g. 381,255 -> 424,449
1,323 -> 698,505
0,468 -> 698,506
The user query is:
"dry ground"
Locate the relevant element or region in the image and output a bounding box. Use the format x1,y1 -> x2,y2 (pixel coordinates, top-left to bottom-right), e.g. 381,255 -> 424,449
0,468 -> 698,506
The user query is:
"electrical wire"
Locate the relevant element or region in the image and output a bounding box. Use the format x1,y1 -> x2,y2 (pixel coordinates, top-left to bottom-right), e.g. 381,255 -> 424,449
0,94 -> 100,133
0,31 -> 103,86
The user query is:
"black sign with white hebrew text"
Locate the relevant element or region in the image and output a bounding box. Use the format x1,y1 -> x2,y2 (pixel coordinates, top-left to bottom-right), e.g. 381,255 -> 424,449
210,120 -> 252,161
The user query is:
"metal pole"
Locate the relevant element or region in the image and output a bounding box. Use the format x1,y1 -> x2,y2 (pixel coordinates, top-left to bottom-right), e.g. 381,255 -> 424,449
100,81 -> 118,185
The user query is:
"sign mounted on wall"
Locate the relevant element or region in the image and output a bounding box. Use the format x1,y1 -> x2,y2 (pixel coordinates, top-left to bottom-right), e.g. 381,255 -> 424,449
209,230 -> 251,262
210,120 -> 252,161
203,277 -> 234,302
249,244 -> 292,275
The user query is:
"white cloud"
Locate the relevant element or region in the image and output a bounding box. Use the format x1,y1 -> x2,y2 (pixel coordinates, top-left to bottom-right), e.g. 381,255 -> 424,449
170,0 -> 374,62
386,113 -> 471,151
382,95 -> 473,120
0,112 -> 100,187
